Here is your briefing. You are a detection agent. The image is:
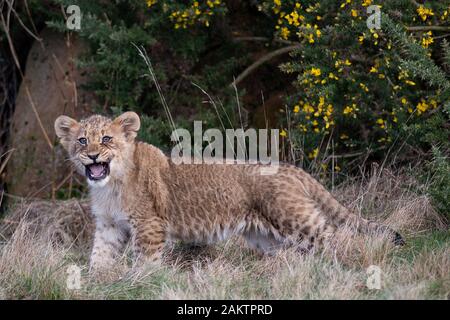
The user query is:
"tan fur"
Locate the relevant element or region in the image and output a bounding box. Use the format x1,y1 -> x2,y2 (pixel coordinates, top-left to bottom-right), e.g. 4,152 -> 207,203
54,112 -> 403,272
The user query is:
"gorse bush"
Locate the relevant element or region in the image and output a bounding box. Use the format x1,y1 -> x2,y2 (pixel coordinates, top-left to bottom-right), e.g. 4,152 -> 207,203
255,1 -> 450,167
255,0 -> 449,212
146,0 -> 227,29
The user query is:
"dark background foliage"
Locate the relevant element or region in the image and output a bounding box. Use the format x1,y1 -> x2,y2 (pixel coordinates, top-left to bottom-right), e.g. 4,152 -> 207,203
0,0 -> 449,218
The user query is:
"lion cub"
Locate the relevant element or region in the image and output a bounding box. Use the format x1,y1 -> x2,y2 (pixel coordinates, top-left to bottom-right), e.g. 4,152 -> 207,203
55,112 -> 403,271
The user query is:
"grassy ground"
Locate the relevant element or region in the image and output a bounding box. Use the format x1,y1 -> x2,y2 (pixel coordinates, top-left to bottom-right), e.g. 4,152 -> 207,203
0,168 -> 448,300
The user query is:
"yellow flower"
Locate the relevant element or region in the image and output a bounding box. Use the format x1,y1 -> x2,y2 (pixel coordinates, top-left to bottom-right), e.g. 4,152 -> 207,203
280,27 -> 290,40
293,105 -> 300,113
310,67 -> 321,76
417,5 -> 434,21
401,97 -> 408,105
328,72 -> 338,80
398,69 -> 408,80
376,118 -> 385,129
280,129 -> 287,137
298,124 -> 307,132
359,83 -> 369,92
351,9 -> 358,17
285,11 -> 302,26
146,0 -> 157,7
318,96 -> 325,107
417,99 -> 431,115
442,9 -> 449,21
343,106 -> 353,115
303,103 -> 314,113
362,0 -> 372,7
340,0 -> 352,9
370,66 -> 378,73
405,80 -> 416,86
343,103 -> 358,116
421,31 -> 434,48
325,104 -> 334,116
308,148 -> 319,159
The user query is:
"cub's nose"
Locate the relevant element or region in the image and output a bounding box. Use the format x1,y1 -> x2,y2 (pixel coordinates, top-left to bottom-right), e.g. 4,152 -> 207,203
88,153 -> 99,161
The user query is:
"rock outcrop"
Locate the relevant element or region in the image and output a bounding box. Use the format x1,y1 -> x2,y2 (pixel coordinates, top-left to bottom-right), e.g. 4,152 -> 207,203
6,29 -> 94,198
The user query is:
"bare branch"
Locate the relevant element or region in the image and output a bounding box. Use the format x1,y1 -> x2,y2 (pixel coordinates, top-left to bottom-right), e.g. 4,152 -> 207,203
230,44 -> 301,88
406,26 -> 450,32
233,36 -> 298,46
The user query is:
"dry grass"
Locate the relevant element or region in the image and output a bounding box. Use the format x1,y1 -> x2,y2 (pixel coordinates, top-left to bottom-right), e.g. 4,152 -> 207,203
0,198 -> 93,248
0,168 -> 448,300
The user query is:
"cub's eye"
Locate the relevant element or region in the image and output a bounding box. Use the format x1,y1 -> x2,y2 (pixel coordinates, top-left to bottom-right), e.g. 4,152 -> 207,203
78,137 -> 87,145
102,136 -> 112,144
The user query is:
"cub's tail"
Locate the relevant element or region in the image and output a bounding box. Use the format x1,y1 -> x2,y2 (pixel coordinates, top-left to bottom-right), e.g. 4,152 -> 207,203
302,173 -> 405,246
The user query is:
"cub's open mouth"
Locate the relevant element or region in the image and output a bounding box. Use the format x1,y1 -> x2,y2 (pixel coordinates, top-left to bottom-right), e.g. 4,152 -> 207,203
85,162 -> 110,181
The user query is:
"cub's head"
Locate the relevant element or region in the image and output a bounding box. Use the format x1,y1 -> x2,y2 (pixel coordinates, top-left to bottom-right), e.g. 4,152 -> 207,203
54,112 -> 140,187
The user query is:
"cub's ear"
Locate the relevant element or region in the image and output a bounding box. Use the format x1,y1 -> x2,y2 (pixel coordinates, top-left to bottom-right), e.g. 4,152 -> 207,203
54,116 -> 80,149
113,112 -> 141,140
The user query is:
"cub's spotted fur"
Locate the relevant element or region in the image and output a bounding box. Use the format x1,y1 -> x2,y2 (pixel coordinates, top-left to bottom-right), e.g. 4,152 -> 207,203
55,112 -> 404,271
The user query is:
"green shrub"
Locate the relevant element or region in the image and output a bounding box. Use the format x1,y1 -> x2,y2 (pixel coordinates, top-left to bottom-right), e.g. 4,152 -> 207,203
44,0 -> 247,149
254,1 -> 450,170
426,147 -> 450,220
